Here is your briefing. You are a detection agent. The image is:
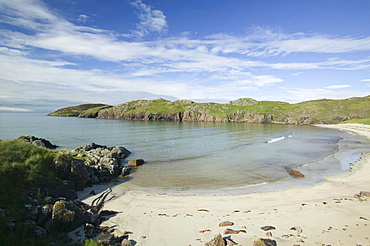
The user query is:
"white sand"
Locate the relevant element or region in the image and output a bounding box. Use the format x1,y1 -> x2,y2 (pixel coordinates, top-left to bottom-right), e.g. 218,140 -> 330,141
82,124 -> 370,246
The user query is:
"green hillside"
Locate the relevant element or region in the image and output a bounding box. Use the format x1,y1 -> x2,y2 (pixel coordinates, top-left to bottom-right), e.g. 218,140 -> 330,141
48,96 -> 370,125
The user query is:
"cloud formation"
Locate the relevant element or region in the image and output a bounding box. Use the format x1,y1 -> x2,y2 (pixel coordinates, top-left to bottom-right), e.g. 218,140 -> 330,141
0,0 -> 369,111
130,0 -> 168,37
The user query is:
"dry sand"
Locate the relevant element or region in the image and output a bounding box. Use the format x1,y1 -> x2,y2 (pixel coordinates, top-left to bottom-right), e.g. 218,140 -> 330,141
81,124 -> 370,246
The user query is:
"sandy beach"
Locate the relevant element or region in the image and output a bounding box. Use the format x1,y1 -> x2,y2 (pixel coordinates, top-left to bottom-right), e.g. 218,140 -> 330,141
80,124 -> 370,246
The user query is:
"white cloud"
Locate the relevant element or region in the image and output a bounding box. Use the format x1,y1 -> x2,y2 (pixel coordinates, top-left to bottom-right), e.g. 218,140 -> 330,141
130,0 -> 168,37
0,106 -> 32,112
77,14 -> 89,23
325,85 -> 351,89
361,79 -> 370,82
285,88 -> 370,103
1,0 -> 370,108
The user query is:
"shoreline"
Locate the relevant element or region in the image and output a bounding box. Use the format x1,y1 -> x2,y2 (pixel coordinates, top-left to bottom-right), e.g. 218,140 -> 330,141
80,124 -> 370,245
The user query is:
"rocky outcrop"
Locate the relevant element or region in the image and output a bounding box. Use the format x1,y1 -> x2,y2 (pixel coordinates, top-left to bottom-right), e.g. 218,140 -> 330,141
228,98 -> 258,106
17,136 -> 58,149
54,143 -> 132,191
73,143 -> 131,184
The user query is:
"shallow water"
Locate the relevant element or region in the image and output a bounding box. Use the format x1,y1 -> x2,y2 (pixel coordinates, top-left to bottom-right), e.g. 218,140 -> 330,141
1,112 -> 369,194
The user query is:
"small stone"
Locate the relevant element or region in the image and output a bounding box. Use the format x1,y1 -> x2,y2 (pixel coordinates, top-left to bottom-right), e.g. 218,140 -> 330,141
127,159 -> 145,167
224,228 -> 239,234
266,231 -> 273,237
123,231 -> 133,236
359,191 -> 370,197
286,168 -> 305,178
290,226 -> 303,234
219,221 -> 234,227
199,229 -> 211,233
260,226 -> 276,231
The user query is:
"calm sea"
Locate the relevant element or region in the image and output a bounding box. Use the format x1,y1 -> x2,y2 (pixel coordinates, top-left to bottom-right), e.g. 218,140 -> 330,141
1,112 -> 369,194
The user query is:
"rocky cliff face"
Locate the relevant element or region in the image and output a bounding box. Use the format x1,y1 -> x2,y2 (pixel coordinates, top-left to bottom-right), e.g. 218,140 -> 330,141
97,107 -> 274,124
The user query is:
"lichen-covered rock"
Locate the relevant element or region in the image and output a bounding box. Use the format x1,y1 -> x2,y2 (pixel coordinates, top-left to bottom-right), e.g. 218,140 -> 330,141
73,143 -> 131,184
253,238 -> 277,246
51,200 -> 75,231
121,239 -> 133,246
97,233 -> 113,245
204,233 -> 226,246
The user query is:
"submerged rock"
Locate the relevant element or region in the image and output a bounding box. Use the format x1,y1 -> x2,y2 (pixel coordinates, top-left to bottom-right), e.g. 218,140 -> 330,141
284,167 -> 305,178
127,159 -> 145,167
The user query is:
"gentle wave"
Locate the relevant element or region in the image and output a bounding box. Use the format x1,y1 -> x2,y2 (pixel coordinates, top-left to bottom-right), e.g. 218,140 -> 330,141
267,136 -> 285,143
221,182 -> 268,190
267,133 -> 293,143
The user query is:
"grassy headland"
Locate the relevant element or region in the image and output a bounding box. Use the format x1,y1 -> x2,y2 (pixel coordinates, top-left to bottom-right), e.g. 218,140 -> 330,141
47,104 -> 112,117
49,96 -> 370,125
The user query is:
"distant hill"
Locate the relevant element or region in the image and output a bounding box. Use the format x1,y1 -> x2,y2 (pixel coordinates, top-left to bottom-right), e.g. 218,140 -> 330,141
47,104 -> 112,117
48,96 -> 370,125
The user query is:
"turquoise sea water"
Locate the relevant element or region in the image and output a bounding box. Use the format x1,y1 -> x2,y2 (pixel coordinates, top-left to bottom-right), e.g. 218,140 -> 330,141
1,112 -> 369,194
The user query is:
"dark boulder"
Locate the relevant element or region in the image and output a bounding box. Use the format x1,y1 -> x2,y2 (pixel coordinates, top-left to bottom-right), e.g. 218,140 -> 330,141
27,183 -> 78,201
17,136 -> 58,149
121,166 -> 131,176
70,159 -> 89,191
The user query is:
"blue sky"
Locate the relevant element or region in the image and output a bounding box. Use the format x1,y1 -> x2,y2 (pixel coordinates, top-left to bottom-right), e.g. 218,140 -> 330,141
1,0 -> 370,112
